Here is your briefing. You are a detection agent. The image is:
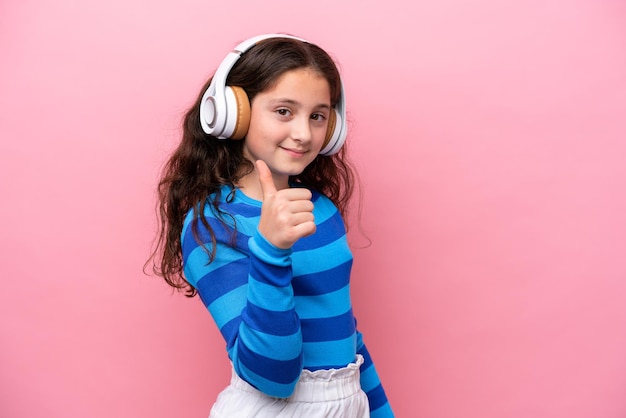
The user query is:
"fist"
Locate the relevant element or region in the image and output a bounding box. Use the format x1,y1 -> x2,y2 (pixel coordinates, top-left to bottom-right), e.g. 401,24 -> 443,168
256,160 -> 316,249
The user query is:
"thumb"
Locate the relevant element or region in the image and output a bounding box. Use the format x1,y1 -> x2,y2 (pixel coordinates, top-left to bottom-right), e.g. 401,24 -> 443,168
255,160 -> 277,198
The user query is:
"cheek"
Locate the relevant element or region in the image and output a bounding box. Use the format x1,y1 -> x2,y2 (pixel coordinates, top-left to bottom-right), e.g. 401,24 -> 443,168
313,125 -> 328,148
245,121 -> 270,148
249,114 -> 285,139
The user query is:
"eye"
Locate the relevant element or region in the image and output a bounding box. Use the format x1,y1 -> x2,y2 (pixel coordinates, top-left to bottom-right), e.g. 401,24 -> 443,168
276,108 -> 291,117
311,113 -> 327,121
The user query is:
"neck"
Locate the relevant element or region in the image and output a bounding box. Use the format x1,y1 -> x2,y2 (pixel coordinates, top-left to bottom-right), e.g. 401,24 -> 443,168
237,170 -> 289,201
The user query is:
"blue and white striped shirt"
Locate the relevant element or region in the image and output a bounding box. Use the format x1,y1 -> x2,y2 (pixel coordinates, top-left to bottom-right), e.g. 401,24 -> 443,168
182,185 -> 393,417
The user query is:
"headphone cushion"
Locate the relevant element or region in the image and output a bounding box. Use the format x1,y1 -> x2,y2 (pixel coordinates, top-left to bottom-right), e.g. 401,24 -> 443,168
228,86 -> 251,140
323,109 -> 338,150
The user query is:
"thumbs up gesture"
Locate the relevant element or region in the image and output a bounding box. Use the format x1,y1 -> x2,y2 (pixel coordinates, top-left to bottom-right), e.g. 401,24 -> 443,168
256,160 -> 316,249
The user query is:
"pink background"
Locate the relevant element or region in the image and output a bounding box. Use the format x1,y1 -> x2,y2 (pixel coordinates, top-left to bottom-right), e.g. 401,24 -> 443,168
2,1 -> 625,417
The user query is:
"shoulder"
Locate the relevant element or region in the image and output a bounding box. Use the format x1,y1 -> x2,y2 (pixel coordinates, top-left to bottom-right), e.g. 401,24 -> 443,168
183,185 -> 259,223
307,189 -> 347,233
182,186 -> 262,245
309,188 -> 339,214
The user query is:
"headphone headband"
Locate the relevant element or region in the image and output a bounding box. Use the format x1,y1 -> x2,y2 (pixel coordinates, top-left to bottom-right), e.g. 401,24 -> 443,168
199,34 -> 347,156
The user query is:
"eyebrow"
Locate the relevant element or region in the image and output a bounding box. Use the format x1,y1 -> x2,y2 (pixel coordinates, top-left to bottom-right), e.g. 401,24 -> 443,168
269,98 -> 331,110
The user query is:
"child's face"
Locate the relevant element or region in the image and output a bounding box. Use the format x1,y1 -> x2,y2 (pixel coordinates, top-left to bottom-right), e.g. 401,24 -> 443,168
243,67 -> 331,188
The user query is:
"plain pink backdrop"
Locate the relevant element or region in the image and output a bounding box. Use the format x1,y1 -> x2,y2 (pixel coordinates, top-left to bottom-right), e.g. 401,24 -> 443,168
2,1 -> 625,417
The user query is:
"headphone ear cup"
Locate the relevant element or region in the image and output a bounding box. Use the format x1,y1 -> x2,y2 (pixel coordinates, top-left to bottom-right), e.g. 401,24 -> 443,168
229,86 -> 251,140
221,86 -> 251,140
321,109 -> 343,155
323,109 -> 338,150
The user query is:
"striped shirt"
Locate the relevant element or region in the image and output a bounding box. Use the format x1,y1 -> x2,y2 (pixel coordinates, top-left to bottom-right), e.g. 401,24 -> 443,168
182,185 -> 394,417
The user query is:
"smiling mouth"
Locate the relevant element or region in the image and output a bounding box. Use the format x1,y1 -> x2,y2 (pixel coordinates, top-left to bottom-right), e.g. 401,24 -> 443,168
281,147 -> 307,156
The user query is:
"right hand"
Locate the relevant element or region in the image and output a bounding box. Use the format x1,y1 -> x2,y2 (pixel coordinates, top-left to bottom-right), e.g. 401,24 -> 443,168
256,160 -> 316,249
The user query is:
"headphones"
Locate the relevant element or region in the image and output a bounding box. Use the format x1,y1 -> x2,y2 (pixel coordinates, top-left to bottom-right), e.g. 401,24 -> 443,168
199,34 -> 347,156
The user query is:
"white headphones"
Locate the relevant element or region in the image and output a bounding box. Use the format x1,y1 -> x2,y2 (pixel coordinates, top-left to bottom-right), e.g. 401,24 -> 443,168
199,34 -> 347,156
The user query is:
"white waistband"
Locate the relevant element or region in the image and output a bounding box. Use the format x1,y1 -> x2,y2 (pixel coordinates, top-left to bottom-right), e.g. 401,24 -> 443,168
230,355 -> 364,402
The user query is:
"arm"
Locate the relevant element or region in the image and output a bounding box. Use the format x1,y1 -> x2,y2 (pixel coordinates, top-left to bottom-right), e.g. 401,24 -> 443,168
356,329 -> 395,417
183,212 -> 303,398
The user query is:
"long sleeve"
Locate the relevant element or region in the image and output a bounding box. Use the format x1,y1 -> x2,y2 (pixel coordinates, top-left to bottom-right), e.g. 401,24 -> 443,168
357,329 -> 395,417
182,209 -> 304,398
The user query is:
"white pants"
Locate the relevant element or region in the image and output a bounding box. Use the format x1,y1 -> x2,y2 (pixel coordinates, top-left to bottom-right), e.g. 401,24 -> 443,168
209,355 -> 369,418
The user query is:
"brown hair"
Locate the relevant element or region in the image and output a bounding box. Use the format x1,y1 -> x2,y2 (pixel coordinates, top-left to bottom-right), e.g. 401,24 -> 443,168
146,36 -> 356,296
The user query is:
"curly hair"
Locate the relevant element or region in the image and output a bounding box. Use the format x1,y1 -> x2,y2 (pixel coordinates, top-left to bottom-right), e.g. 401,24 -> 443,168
147,36 -> 357,296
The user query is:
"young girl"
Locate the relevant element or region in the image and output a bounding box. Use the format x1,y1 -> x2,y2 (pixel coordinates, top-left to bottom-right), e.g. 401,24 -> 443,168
150,34 -> 394,417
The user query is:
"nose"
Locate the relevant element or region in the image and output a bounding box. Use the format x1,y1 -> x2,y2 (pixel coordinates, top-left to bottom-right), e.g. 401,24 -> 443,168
291,115 -> 312,143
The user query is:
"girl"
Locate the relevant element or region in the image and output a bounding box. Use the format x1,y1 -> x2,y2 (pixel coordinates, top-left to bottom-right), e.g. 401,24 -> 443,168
150,34 -> 394,417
